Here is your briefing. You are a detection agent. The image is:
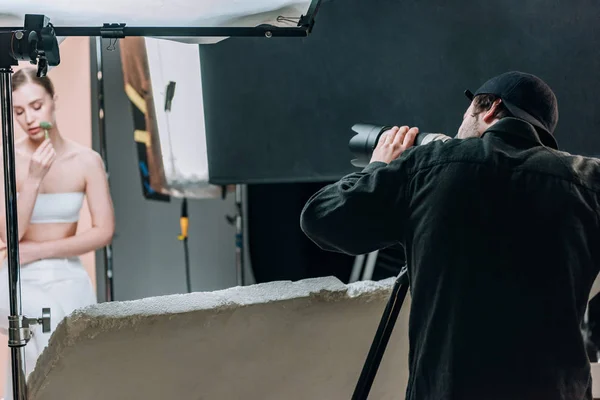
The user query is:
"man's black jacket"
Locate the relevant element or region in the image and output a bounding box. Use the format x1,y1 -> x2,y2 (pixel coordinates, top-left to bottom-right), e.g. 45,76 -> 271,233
300,118 -> 600,400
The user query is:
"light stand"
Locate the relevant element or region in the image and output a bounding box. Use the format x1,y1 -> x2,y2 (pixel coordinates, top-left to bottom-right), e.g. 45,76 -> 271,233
0,15 -> 57,399
351,266 -> 409,400
227,185 -> 245,286
0,65 -> 28,400
94,36 -> 115,302
234,185 -> 245,286
178,198 -> 192,293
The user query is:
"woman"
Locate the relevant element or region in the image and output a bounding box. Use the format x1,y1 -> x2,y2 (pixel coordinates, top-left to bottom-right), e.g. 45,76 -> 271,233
0,67 -> 115,398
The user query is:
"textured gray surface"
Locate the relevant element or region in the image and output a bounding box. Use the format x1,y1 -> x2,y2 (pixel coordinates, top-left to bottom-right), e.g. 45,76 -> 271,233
28,276 -> 411,400
593,363 -> 600,398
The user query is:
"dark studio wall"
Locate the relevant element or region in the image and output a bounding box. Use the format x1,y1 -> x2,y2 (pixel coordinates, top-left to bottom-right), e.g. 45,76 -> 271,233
199,0 -> 600,185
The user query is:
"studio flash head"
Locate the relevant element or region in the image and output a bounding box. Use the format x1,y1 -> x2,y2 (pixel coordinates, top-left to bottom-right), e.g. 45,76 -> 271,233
349,123 -> 453,168
0,14 -> 60,77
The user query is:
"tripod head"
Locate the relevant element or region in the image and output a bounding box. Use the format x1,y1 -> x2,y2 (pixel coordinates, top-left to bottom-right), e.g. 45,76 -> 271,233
0,14 -> 60,76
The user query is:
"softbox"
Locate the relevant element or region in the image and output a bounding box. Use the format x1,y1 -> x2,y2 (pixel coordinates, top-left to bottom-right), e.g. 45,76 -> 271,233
119,37 -> 222,200
0,0 -> 318,43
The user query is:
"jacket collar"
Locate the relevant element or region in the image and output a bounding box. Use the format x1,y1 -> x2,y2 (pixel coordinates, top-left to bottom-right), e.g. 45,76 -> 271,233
481,117 -> 559,150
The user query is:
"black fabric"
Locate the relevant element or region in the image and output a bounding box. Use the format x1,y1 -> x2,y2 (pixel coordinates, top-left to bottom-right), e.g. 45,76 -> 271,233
300,118 -> 600,400
247,182 -> 355,284
198,0 -> 600,185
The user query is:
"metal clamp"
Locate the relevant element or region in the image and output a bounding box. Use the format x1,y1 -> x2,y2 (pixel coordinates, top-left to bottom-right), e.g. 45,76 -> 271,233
100,23 -> 126,39
8,308 -> 51,347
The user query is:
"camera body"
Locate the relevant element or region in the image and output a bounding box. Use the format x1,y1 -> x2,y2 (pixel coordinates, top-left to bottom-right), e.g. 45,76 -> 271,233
349,123 -> 452,168
0,14 -> 60,76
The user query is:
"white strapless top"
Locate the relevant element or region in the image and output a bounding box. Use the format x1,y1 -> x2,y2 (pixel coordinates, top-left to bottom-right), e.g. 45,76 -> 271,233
27,192 -> 85,224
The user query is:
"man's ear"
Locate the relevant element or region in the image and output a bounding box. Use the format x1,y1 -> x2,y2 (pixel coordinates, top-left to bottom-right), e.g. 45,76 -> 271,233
482,99 -> 502,124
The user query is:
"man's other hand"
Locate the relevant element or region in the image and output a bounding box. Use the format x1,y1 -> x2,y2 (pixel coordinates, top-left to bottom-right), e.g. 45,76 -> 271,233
369,125 -> 419,164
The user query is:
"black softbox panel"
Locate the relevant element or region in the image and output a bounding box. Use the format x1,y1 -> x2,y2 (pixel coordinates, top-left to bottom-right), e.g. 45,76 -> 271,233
200,0 -> 600,185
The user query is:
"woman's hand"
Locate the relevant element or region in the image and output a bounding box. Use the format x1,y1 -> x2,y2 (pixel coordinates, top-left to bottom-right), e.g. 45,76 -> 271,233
18,241 -> 46,265
27,139 -> 56,183
0,240 -> 47,265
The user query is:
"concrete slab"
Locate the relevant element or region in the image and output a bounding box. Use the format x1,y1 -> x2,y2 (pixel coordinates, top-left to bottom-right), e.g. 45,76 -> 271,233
27,276 -> 411,400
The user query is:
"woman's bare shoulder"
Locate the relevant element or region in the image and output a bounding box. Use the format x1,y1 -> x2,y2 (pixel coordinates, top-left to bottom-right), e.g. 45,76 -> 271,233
63,141 -> 104,167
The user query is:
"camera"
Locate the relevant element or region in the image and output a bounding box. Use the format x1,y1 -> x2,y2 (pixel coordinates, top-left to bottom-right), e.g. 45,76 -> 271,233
0,14 -> 60,76
349,123 -> 453,168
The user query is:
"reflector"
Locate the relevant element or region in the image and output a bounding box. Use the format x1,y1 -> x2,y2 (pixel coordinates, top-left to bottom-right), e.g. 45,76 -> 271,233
120,36 -> 221,199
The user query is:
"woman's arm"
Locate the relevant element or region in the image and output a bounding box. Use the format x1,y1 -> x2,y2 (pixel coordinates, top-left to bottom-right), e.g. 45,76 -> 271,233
0,140 -> 56,243
0,176 -> 41,244
39,151 -> 115,258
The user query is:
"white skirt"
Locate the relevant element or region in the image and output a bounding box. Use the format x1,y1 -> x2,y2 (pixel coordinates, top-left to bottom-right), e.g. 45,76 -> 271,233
0,257 -> 97,400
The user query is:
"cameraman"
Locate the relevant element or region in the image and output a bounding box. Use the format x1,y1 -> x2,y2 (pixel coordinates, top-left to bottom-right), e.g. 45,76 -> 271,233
300,71 -> 600,400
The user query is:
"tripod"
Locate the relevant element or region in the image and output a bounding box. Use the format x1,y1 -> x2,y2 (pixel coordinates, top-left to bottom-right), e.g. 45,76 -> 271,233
351,266 -> 410,400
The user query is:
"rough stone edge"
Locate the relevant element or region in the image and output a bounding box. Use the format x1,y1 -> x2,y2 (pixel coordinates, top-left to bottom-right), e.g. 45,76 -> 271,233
28,276 -> 395,398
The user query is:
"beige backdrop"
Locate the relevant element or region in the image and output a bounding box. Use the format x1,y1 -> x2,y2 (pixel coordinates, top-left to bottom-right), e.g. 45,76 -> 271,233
0,37 -> 95,397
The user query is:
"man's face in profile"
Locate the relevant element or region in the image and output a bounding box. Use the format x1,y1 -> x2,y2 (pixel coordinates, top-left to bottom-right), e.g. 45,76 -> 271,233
456,102 -> 484,139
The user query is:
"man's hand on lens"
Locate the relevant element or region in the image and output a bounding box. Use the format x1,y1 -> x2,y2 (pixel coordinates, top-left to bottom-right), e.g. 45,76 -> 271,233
369,125 -> 419,164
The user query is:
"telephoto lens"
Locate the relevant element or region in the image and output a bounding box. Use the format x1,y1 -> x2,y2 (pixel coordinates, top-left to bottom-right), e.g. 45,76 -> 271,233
349,123 -> 452,168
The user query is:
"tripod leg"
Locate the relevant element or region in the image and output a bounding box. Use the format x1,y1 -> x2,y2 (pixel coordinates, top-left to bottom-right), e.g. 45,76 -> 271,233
351,267 -> 409,400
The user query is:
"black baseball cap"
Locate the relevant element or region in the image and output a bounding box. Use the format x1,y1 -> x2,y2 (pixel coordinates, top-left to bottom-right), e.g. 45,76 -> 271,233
465,71 -> 559,149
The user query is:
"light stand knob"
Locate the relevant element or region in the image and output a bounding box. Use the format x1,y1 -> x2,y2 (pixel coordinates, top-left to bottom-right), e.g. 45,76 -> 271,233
38,308 -> 51,333
23,307 -> 52,335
